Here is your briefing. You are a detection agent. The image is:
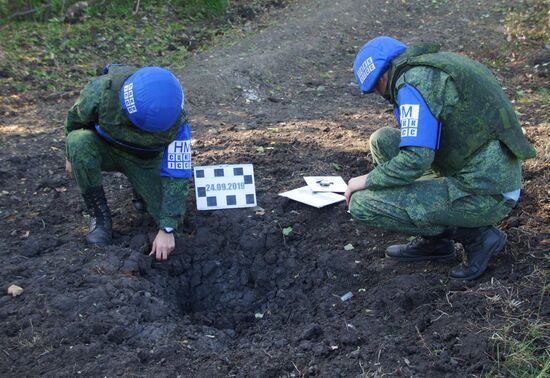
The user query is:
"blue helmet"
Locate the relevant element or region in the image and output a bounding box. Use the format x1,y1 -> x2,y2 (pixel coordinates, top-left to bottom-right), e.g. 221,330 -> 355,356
119,67 -> 184,132
353,36 -> 407,93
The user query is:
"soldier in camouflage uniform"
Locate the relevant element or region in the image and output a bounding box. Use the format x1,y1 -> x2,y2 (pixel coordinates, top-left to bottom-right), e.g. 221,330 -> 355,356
346,36 -> 536,280
65,65 -> 192,261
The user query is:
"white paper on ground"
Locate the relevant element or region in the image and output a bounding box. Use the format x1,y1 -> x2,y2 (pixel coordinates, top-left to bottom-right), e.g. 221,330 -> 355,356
278,186 -> 346,208
304,176 -> 347,193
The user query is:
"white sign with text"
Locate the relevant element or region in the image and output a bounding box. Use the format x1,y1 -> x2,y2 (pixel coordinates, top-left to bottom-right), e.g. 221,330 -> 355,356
194,164 -> 257,210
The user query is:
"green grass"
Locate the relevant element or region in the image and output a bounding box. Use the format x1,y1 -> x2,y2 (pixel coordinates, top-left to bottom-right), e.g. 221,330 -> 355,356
484,0 -> 549,70
504,0 -> 550,43
1,20 -> 184,92
184,0 -> 230,17
516,87 -> 550,108
0,1 -> 291,97
492,319 -> 550,377
0,0 -> 229,22
488,279 -> 550,377
0,2 -> 234,94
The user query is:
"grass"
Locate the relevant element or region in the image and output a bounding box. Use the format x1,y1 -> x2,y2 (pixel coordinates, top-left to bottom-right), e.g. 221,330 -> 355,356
516,87 -> 550,107
0,1 -> 272,95
482,0 -> 549,71
492,319 -> 550,377
486,271 -> 549,377
0,7 -> 212,93
0,0 -> 229,22
503,0 -> 550,43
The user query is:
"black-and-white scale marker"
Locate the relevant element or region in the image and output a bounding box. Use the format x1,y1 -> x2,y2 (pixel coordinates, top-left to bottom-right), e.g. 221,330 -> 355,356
194,164 -> 257,210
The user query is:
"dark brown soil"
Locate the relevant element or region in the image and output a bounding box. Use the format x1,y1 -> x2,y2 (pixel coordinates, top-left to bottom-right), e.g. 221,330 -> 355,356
0,0 -> 548,377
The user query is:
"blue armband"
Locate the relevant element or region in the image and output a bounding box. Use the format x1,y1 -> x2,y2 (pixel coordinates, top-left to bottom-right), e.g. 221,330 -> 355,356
160,121 -> 192,178
395,84 -> 441,150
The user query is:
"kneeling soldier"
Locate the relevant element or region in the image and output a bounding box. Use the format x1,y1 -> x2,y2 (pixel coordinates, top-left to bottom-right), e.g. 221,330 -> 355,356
64,65 -> 192,261
345,37 -> 536,280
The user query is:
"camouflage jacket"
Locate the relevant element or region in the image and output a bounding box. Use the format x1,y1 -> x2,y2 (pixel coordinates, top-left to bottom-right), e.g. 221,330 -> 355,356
64,76 -> 189,230
366,45 -> 530,197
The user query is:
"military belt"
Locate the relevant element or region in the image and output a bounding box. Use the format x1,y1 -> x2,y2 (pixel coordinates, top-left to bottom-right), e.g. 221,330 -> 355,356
95,125 -> 164,159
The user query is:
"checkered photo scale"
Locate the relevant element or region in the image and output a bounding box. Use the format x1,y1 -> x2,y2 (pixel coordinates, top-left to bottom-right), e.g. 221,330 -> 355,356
194,165 -> 257,210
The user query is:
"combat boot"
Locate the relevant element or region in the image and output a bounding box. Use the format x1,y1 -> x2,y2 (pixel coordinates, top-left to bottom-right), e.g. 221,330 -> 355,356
386,234 -> 455,261
131,189 -> 147,213
450,226 -> 507,280
82,187 -> 112,246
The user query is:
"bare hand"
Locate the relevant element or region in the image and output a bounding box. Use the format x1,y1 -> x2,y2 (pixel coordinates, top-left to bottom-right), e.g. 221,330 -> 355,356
149,230 -> 176,261
65,159 -> 73,178
344,174 -> 368,206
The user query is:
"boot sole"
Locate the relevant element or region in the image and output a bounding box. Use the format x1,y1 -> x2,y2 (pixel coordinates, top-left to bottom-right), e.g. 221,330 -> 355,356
452,232 -> 507,281
385,253 -> 456,262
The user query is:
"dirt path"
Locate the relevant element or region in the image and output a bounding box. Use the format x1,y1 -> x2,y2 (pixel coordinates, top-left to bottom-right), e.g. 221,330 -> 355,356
1,0 -> 548,377
182,0 -> 512,125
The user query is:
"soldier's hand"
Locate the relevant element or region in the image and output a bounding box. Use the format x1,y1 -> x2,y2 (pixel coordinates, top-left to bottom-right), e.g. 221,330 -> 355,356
65,159 -> 73,178
345,174 -> 368,206
149,230 -> 175,261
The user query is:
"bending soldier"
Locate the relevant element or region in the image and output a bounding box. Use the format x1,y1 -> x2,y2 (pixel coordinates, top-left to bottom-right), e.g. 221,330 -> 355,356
64,65 -> 192,261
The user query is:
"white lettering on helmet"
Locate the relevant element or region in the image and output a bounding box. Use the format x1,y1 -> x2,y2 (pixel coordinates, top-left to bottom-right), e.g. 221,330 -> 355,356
123,82 -> 137,114
357,56 -> 376,84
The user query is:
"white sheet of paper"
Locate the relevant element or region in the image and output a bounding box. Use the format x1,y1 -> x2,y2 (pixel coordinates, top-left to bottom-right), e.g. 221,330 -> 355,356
279,186 -> 346,208
304,176 -> 348,193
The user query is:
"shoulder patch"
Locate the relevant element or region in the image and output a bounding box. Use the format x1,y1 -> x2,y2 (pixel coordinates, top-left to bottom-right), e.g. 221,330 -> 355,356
160,122 -> 192,178
396,84 -> 440,150
399,104 -> 420,137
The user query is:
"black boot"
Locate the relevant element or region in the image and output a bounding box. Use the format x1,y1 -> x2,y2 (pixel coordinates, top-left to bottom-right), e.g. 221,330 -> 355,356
82,187 -> 112,246
131,189 -> 147,213
450,226 -> 507,280
386,234 -> 455,261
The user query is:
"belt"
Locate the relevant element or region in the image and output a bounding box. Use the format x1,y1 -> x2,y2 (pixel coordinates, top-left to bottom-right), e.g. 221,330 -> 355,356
95,125 -> 163,159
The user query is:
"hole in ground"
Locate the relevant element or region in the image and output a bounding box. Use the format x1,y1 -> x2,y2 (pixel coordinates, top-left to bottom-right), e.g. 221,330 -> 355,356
166,211 -> 285,331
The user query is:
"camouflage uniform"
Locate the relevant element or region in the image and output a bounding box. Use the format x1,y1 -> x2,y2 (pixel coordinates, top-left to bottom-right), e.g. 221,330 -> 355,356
349,128 -> 518,235
349,44 -> 534,235
65,74 -> 189,230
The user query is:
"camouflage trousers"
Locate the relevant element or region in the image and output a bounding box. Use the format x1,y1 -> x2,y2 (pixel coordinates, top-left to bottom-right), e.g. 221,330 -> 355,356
348,127 -> 514,236
66,129 -> 167,224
